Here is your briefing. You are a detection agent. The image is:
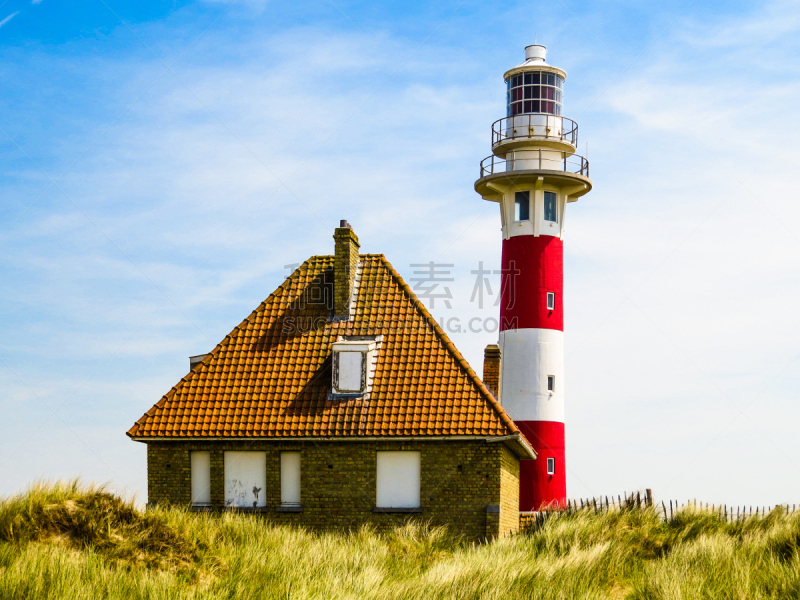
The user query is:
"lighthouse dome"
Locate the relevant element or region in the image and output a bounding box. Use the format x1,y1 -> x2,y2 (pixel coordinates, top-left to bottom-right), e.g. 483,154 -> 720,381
503,44 -> 567,81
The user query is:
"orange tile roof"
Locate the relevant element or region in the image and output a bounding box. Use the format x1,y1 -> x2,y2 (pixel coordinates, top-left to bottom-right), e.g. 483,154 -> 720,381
128,255 -> 531,452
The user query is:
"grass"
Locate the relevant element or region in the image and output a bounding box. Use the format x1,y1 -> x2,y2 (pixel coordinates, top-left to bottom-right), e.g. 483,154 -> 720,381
0,482 -> 799,599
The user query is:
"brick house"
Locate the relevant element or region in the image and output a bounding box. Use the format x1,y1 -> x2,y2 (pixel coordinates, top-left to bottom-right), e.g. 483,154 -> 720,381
128,222 -> 535,540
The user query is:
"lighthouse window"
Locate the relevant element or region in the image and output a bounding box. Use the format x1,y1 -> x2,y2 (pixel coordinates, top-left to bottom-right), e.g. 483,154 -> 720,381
546,292 -> 555,311
547,375 -> 555,392
547,457 -> 555,475
544,191 -> 558,222
514,191 -> 530,221
507,71 -> 564,116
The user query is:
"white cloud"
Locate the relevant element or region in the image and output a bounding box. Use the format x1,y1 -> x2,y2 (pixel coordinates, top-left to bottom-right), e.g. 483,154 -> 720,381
678,0 -> 800,49
0,11 -> 19,27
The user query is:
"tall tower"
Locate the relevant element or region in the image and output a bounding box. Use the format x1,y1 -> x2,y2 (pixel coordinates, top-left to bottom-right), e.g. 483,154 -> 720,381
475,45 -> 592,511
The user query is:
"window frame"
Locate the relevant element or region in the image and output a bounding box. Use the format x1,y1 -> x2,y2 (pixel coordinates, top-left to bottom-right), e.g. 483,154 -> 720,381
546,291 -> 555,311
333,350 -> 366,393
514,191 -> 531,222
543,191 -> 558,223
546,457 -> 556,475
547,375 -> 555,393
331,338 -> 381,397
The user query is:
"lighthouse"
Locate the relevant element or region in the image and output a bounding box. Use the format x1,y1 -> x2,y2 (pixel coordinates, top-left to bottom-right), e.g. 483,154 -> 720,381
475,45 -> 592,511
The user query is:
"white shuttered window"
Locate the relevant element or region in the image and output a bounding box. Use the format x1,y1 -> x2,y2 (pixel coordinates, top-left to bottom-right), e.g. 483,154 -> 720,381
337,351 -> 364,392
224,451 -> 266,508
191,451 -> 211,506
280,452 -> 301,506
376,451 -> 421,508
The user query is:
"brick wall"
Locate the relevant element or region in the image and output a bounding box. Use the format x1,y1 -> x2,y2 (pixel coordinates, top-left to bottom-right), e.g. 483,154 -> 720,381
499,445 -> 521,536
147,444 -> 191,505
146,439 -> 520,540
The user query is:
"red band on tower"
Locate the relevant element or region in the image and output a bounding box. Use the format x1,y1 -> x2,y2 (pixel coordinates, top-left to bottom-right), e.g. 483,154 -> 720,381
517,421 -> 566,510
500,235 -> 563,332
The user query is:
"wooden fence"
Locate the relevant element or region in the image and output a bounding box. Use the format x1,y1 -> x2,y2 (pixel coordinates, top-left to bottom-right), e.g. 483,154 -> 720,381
520,490 -> 800,531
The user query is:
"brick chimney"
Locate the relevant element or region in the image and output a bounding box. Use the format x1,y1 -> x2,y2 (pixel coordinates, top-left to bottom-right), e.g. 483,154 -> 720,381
333,220 -> 360,320
483,344 -> 501,399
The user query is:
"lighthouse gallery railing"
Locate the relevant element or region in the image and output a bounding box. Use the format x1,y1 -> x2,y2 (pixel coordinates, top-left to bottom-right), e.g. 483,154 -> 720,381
479,151 -> 590,178
492,114 -> 579,147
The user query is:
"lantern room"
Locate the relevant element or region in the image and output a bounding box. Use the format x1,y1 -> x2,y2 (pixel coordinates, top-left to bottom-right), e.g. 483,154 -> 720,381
505,44 -> 567,117
507,71 -> 564,116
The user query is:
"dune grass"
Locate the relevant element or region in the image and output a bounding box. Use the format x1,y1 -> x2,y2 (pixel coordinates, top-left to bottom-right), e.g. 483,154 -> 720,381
0,481 -> 798,599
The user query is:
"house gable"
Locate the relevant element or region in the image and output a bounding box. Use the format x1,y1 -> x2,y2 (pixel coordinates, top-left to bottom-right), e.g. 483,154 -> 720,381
128,254 -> 531,457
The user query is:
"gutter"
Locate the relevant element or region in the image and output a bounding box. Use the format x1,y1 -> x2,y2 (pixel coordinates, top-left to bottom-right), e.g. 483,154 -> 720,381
485,434 -> 537,460
128,433 -> 537,459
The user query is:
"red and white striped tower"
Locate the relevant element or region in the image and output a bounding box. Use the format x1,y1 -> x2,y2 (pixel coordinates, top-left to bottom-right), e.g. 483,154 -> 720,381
475,45 -> 592,511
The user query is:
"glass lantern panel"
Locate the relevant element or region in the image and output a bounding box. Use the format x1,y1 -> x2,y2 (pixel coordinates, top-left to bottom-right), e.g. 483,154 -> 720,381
544,191 -> 558,222
515,191 -> 530,221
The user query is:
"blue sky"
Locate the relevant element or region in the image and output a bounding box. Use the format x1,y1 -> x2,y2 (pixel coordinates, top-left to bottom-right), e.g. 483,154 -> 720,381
1,0 -> 799,506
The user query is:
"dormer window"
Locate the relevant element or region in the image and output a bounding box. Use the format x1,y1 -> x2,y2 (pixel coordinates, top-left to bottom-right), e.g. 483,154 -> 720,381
334,351 -> 366,393
332,336 -> 382,396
